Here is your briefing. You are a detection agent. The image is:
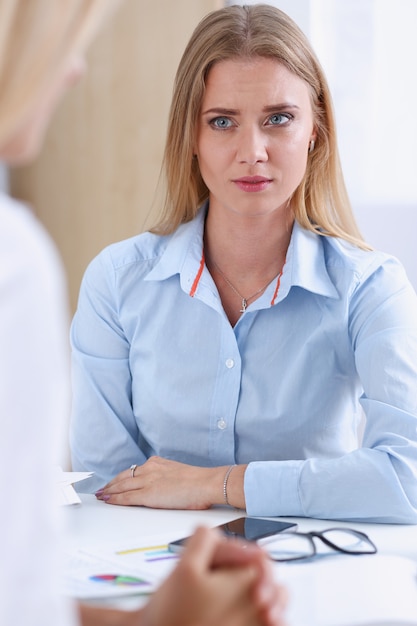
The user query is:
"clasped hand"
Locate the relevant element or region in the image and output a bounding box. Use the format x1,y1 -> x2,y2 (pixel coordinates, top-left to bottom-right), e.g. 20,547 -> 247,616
140,526 -> 288,626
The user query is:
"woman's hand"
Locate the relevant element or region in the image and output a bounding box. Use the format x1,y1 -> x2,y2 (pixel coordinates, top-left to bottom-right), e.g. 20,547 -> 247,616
95,456 -> 246,509
139,526 -> 288,626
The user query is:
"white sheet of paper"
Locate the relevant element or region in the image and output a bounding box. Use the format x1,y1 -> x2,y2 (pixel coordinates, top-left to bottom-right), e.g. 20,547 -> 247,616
62,548 -> 157,599
79,533 -> 181,589
55,468 -> 94,506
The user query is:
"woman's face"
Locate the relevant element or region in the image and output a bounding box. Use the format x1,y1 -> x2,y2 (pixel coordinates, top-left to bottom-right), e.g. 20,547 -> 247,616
0,55 -> 86,165
195,56 -> 316,220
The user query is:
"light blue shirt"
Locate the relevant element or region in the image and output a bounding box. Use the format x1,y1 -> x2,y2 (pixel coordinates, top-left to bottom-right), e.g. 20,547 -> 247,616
70,207 -> 417,523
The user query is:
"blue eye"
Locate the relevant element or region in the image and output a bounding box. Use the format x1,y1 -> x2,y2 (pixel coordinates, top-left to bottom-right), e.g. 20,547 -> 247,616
210,116 -> 233,129
268,113 -> 291,126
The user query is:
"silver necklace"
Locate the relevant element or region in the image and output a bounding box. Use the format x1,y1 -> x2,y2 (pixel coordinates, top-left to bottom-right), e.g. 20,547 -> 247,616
208,256 -> 280,313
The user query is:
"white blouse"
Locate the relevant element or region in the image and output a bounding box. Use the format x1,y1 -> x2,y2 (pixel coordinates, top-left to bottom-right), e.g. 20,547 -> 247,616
0,192 -> 77,626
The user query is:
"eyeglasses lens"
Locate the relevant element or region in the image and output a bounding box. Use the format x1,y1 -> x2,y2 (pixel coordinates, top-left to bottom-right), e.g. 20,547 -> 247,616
320,529 -> 375,553
265,533 -> 314,561
265,529 -> 376,561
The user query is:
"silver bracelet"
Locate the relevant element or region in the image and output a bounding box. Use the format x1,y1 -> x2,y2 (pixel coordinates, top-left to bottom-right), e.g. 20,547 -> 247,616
223,464 -> 236,506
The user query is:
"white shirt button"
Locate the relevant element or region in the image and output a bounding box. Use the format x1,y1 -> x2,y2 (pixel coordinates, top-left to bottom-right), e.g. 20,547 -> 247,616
217,419 -> 227,430
225,358 -> 235,368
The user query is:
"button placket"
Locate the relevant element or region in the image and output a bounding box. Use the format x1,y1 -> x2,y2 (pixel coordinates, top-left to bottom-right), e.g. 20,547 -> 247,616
208,327 -> 241,463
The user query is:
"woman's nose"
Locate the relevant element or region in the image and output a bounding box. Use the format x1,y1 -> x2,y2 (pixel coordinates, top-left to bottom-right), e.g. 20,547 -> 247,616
235,126 -> 268,165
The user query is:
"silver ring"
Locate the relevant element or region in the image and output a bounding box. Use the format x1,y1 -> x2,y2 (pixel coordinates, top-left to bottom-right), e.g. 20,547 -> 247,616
130,464 -> 138,478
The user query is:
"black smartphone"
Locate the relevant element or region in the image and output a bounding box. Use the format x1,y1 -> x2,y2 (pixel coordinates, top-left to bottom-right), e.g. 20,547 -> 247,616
168,517 -> 298,553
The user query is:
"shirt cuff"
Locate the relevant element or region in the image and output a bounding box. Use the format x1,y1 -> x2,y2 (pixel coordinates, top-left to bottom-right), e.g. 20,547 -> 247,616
244,460 -> 305,517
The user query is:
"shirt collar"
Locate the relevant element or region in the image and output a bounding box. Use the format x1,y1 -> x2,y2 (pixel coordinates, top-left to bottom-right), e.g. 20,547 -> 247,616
145,206 -> 206,285
146,208 -> 339,301
278,221 -> 339,300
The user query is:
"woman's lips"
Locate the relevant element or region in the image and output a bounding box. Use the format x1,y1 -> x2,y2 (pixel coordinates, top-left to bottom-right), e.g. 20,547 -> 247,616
233,176 -> 272,192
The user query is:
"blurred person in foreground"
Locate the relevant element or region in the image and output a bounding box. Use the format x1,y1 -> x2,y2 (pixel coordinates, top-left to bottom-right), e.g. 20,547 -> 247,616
0,1 -> 287,625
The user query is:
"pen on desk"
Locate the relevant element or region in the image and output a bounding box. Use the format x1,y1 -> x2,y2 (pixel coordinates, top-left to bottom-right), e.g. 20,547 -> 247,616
116,544 -> 169,555
116,544 -> 180,562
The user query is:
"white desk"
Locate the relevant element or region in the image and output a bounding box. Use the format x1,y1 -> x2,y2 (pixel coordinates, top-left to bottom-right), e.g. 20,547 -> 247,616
65,494 -> 417,626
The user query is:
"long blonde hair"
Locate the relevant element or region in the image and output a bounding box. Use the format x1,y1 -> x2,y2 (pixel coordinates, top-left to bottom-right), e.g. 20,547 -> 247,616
0,0 -> 119,148
154,3 -> 368,249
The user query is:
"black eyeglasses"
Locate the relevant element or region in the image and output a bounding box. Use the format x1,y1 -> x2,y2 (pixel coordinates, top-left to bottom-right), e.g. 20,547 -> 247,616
264,528 -> 377,562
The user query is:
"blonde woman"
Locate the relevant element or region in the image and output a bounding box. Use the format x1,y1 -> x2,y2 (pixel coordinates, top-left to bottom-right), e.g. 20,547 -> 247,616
72,4 -> 417,523
0,2 -> 286,626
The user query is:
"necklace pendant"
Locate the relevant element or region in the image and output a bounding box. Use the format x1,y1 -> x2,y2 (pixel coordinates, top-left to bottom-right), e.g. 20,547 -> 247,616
240,298 -> 247,313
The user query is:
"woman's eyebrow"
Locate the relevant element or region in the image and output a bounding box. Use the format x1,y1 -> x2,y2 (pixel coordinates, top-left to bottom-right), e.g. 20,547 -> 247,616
263,103 -> 300,112
201,103 -> 300,116
201,107 -> 239,116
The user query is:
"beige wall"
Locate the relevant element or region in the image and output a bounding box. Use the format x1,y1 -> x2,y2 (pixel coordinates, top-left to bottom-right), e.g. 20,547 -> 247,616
10,0 -> 221,312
